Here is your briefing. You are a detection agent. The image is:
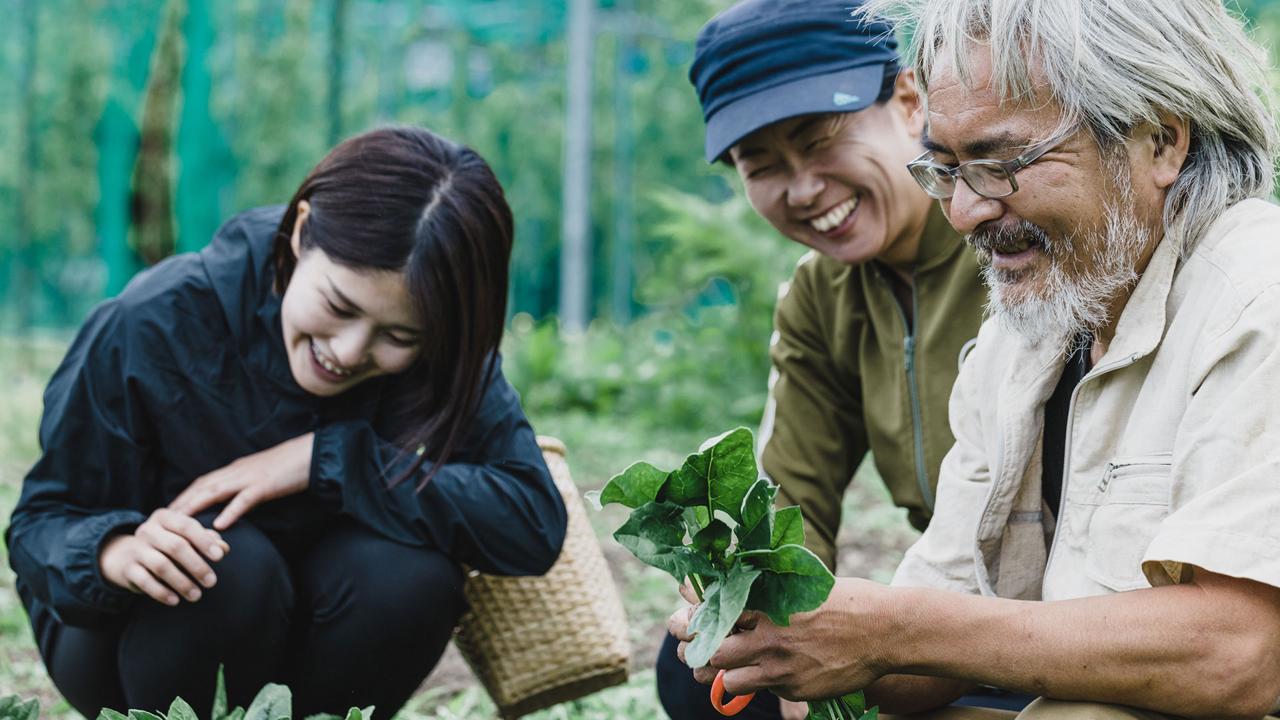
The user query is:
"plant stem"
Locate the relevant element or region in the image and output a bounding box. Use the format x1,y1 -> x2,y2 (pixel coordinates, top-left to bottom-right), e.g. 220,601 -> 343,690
689,573 -> 706,601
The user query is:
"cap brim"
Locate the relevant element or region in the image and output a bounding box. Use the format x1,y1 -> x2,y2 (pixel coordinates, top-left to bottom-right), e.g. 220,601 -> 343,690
703,63 -> 886,163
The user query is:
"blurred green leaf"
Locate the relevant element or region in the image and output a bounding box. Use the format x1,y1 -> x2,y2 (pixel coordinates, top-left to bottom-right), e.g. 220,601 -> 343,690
167,698 -> 199,720
597,461 -> 670,509
1,696 -> 38,720
212,665 -> 228,720
243,684 -> 291,720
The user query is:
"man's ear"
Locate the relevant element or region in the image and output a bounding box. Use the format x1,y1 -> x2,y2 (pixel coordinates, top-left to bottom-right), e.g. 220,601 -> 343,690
893,68 -> 925,138
1149,112 -> 1190,190
291,200 -> 311,259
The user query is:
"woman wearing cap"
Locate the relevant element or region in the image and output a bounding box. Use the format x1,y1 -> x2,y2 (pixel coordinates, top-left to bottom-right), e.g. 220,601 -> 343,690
656,1 -> 992,718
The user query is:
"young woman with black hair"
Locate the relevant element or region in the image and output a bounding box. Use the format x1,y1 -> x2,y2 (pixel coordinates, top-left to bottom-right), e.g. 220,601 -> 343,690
6,127 -> 567,716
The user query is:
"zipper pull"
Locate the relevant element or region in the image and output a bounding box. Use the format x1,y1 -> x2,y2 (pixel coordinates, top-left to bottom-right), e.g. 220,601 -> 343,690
904,335 -> 915,370
1098,462 -> 1117,492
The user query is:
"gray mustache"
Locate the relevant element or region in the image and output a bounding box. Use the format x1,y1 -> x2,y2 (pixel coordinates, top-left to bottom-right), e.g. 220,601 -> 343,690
967,220 -> 1052,256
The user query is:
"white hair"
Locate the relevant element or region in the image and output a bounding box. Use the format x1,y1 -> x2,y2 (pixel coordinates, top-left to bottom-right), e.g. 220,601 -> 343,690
859,0 -> 1280,256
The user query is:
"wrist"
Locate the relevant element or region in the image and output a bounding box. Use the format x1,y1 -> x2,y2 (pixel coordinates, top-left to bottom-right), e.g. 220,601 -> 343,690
98,533 -> 132,586
877,584 -> 923,674
292,431 -> 316,480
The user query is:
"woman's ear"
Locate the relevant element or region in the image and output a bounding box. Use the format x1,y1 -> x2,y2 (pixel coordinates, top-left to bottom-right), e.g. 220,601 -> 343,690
893,69 -> 925,139
291,200 -> 311,259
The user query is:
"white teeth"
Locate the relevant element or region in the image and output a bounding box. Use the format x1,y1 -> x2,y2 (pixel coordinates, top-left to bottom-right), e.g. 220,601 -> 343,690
809,196 -> 859,233
311,342 -> 352,377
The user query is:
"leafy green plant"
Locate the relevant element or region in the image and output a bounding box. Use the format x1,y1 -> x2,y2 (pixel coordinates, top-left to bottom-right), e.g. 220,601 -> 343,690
0,667 -> 374,720
589,428 -> 876,720
0,695 -> 40,720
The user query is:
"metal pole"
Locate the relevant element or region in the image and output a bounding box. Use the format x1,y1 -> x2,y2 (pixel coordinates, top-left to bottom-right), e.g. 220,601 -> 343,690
559,0 -> 595,333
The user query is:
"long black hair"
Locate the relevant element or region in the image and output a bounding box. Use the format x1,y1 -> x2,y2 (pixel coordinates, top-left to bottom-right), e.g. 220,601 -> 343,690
272,126 -> 513,488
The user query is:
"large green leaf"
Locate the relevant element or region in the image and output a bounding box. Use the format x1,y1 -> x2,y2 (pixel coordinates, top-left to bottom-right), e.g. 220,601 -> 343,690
683,563 -> 762,668
663,461 -> 709,507
243,684 -> 292,720
128,711 -> 162,720
740,545 -> 835,626
705,428 -> 759,521
771,506 -> 806,549
614,501 -> 718,583
665,427 -> 757,520
95,710 -> 128,720
595,461 -> 669,509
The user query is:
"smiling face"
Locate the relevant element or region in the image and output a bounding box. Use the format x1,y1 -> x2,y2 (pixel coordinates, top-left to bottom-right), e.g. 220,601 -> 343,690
729,71 -> 933,268
924,45 -> 1175,343
280,205 -> 424,396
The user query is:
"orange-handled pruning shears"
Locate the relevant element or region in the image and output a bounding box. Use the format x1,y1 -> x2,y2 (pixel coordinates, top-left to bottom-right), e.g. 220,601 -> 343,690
711,668 -> 756,716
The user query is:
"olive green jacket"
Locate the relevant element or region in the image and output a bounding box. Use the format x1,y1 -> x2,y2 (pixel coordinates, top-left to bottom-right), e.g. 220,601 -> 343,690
759,206 -> 987,569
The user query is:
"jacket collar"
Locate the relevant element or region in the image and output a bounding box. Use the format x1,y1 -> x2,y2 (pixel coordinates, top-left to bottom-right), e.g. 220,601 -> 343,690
852,203 -> 968,286
201,206 -> 313,399
1096,235 -> 1178,368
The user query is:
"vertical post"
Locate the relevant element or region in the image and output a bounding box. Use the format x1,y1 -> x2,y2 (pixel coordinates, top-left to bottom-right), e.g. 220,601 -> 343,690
610,0 -> 635,325
14,0 -> 40,328
176,0 -> 216,253
559,0 -> 594,333
327,0 -> 347,146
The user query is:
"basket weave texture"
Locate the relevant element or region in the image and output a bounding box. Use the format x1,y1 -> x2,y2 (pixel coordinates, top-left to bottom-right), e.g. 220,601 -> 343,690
453,436 -> 631,719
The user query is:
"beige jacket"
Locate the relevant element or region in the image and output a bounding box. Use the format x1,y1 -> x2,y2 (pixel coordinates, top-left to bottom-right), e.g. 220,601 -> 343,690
892,198 -> 1280,603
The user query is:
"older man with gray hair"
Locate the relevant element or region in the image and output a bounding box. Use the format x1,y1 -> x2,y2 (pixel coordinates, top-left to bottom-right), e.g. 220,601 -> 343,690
667,0 -> 1280,718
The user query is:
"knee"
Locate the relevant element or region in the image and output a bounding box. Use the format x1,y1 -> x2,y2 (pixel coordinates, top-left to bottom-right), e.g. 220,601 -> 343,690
1016,698 -> 1160,719
355,545 -> 464,621
185,521 -> 294,624
307,533 -> 464,628
655,632 -> 702,712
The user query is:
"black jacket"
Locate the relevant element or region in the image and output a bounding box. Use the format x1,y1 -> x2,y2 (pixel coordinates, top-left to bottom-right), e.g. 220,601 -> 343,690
6,206 -> 567,628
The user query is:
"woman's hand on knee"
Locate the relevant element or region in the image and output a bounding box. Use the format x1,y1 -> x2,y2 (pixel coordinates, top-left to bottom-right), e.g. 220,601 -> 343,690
168,433 -> 314,530
99,508 -> 230,606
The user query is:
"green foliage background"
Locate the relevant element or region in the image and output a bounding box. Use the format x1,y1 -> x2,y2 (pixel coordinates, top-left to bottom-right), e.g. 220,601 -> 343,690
0,0 -> 762,330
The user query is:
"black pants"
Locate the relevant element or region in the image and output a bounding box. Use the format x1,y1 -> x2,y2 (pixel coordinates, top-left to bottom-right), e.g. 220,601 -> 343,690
25,515 -> 465,719
656,633 -> 1035,719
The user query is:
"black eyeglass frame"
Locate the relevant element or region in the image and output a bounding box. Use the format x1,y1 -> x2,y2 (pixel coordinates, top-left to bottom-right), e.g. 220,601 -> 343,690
906,124 -> 1078,200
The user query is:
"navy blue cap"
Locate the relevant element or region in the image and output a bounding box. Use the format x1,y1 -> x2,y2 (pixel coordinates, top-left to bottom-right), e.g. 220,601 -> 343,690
689,0 -> 898,163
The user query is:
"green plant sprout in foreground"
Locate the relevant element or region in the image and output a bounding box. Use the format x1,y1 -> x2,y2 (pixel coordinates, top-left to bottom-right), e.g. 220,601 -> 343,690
1,667 -> 371,720
589,427 -> 876,720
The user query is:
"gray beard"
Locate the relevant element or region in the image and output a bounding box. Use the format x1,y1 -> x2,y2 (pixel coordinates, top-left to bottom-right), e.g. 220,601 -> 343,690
979,201 -> 1150,349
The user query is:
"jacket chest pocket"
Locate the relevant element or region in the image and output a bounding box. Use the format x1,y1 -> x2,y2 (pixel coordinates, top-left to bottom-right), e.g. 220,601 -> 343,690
1084,455 -> 1173,592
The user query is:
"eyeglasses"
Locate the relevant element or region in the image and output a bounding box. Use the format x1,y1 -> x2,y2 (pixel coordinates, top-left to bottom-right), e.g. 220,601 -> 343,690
906,125 -> 1078,200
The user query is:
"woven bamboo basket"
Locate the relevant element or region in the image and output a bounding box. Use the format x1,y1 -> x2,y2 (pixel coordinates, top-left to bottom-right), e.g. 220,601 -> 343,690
453,436 -> 631,719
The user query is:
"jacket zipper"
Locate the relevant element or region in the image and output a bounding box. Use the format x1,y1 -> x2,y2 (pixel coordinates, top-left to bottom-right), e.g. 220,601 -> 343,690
1040,350 -> 1141,585
889,271 -> 934,513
